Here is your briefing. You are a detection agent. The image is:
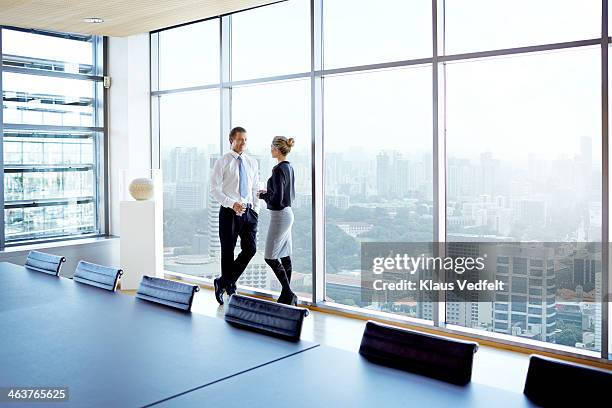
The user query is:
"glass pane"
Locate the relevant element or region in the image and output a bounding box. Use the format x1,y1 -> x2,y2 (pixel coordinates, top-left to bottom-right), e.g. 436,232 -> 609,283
5,202 -> 96,242
4,130 -> 97,242
3,72 -> 94,126
5,171 -> 93,201
158,19 -> 220,90
323,0 -> 432,69
323,66 -> 433,317
160,90 -> 221,279
444,0 -> 601,55
1,28 -> 94,74
232,0 -> 310,80
446,47 -> 602,353
232,79 -> 312,297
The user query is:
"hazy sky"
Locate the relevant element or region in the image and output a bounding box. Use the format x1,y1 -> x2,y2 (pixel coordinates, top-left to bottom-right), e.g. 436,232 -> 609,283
152,0 -> 606,167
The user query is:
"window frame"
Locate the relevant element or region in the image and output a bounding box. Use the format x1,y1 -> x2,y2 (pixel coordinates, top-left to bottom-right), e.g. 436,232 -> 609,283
150,0 -> 611,363
0,26 -> 106,247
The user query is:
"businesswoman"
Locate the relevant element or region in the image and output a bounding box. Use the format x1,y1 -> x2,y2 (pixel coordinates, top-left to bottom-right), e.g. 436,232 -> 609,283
258,136 -> 297,305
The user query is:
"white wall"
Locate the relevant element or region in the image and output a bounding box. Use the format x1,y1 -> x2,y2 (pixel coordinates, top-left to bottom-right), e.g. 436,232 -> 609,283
108,34 -> 152,236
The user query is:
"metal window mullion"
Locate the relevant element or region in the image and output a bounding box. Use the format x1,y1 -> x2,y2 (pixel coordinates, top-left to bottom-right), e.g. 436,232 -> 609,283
2,124 -> 104,132
4,166 -> 94,173
151,96 -> 161,169
220,15 -> 232,153
440,38 -> 601,63
5,197 -> 95,209
150,32 -> 160,93
601,0 -> 609,361
94,35 -> 105,237
432,0 -> 447,328
92,36 -> 101,236
1,66 -> 103,82
2,25 -> 91,42
151,32 -> 161,170
0,27 -> 5,250
150,32 -> 162,172
152,83 -> 222,96
311,0 -> 325,303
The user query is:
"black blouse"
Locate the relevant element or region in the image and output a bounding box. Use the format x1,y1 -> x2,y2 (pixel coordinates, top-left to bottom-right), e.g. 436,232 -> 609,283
259,161 -> 295,210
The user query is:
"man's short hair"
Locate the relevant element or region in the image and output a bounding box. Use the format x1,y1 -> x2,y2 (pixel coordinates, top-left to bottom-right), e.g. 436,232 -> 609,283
229,126 -> 247,141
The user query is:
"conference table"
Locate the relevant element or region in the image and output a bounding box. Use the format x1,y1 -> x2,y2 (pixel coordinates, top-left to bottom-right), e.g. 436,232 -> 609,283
0,261 -> 534,407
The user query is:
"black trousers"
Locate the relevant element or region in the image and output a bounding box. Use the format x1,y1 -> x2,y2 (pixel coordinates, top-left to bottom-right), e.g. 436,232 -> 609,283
218,206 -> 258,289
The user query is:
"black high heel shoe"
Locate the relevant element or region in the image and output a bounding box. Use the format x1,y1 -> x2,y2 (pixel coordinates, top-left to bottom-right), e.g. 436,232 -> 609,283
277,291 -> 298,306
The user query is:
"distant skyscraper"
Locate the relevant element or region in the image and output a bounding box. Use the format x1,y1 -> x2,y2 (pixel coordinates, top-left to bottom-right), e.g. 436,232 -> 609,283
208,155 -> 221,259
376,151 -> 393,198
175,181 -> 206,211
479,152 -> 498,197
594,271 -> 602,352
166,147 -> 205,183
515,199 -> 547,227
493,245 -> 557,343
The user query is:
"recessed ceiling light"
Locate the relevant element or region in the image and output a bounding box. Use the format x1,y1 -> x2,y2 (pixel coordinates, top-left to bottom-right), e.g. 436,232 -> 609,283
83,17 -> 104,24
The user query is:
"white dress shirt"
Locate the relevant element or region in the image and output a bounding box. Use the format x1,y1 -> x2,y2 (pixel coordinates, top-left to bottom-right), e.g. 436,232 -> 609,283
210,150 -> 260,214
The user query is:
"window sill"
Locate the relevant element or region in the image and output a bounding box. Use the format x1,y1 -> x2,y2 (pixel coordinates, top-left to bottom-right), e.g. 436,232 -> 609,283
165,270 -> 610,369
2,235 -> 118,254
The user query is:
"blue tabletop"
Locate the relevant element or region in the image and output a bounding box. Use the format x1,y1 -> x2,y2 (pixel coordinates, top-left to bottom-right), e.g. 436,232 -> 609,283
0,261 -> 534,408
0,262 -> 318,407
153,345 -> 535,408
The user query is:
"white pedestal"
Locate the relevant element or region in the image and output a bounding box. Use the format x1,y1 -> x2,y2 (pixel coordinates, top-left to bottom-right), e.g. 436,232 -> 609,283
119,200 -> 163,290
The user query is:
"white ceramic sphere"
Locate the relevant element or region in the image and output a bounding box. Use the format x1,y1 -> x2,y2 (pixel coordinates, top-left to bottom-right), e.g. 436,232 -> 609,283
129,178 -> 154,200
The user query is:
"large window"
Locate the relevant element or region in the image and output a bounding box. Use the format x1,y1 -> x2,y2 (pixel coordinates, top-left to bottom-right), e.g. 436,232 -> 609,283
323,0 -> 431,68
446,47 -> 602,352
157,20 -> 219,90
231,0 -> 310,80
323,67 -> 433,316
152,0 -> 610,361
232,79 -> 312,296
443,0 -> 601,54
158,90 -> 220,279
2,28 -> 104,245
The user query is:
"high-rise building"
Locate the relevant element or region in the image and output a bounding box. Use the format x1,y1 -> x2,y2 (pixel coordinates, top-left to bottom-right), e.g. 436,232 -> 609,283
376,151 -> 393,198
493,245 -> 557,343
166,147 -> 207,183
208,155 -> 221,259
175,181 -> 206,211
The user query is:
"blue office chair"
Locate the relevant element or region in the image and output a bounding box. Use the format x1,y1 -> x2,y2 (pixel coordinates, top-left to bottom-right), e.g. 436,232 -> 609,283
225,294 -> 309,341
24,250 -> 66,276
136,276 -> 199,311
359,320 -> 479,385
73,260 -> 123,291
524,354 -> 612,406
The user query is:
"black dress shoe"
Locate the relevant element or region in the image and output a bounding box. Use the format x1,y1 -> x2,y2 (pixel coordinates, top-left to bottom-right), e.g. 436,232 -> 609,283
213,278 -> 225,305
226,283 -> 237,296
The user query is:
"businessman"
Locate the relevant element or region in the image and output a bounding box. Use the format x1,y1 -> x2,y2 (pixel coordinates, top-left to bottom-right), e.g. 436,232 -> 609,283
210,126 -> 260,305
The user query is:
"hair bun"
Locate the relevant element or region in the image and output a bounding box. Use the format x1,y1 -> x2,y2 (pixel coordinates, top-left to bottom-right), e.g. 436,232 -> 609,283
287,138 -> 295,147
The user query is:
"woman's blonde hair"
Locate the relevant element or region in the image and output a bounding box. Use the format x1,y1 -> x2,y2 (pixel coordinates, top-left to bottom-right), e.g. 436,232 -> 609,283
271,136 -> 295,156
